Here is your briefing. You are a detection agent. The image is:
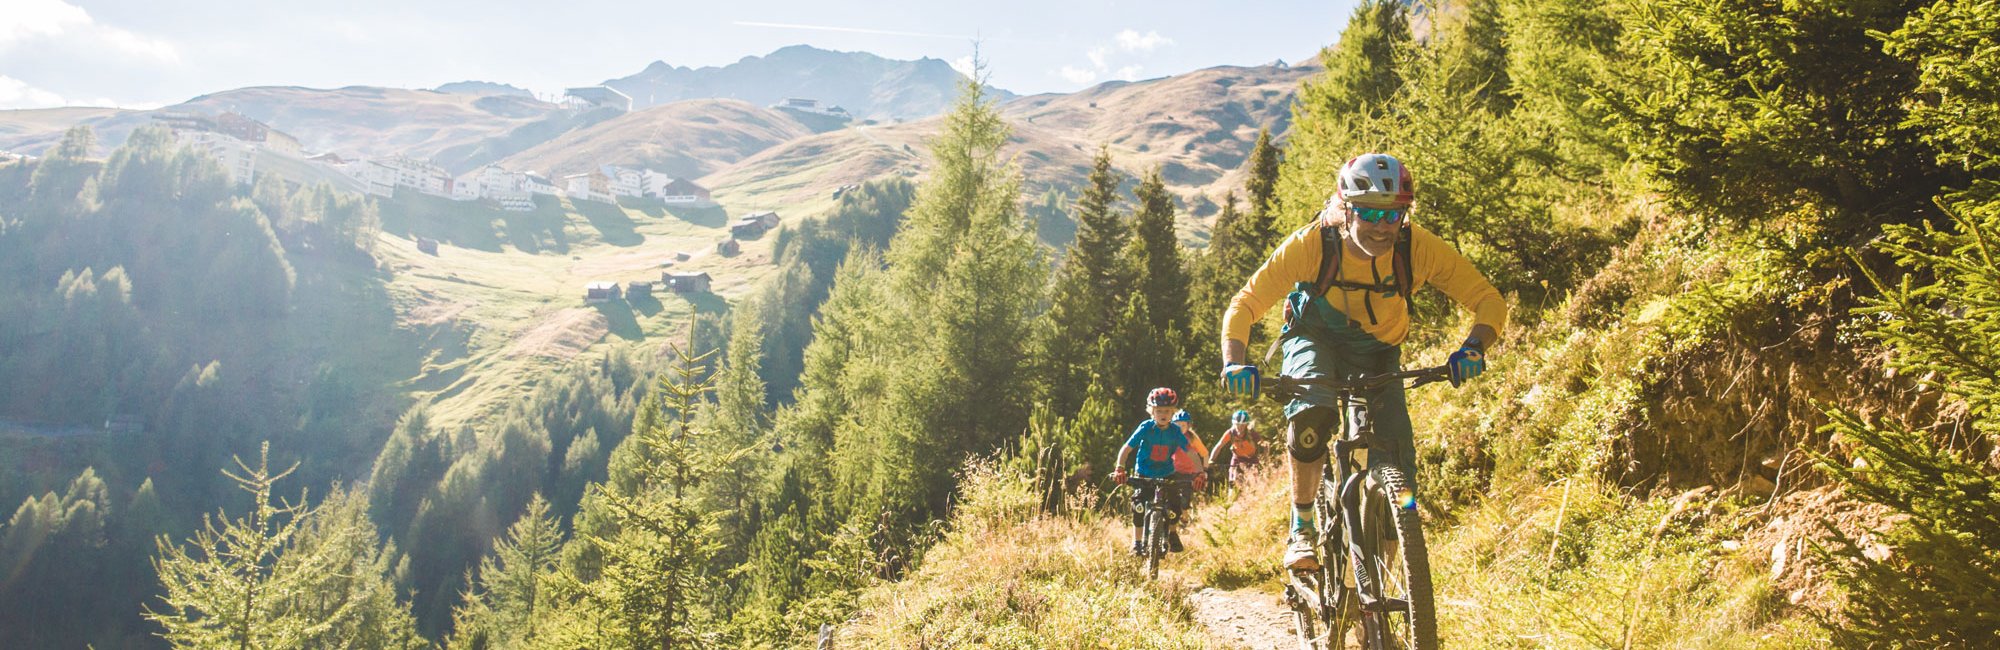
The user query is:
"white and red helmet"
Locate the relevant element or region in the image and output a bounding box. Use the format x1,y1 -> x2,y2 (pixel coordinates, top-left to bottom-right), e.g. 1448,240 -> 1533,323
1336,153 -> 1415,210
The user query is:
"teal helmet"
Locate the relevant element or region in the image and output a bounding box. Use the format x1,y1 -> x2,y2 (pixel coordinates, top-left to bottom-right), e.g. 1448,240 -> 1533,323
1172,410 -> 1191,423
1232,409 -> 1251,424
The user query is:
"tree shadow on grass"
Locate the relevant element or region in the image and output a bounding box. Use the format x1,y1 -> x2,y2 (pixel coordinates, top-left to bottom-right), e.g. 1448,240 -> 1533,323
664,204 -> 728,228
573,201 -> 644,247
501,197 -> 571,254
677,291 -> 730,315
592,300 -> 644,341
629,292 -> 664,317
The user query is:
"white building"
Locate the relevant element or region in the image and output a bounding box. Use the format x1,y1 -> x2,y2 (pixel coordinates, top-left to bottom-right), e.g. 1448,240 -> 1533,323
600,165 -> 645,198
449,177 -> 480,201
455,164 -> 520,200
649,177 -> 712,204
771,98 -> 851,118
174,130 -> 259,185
565,171 -> 615,204
639,170 -> 673,197
519,172 -> 559,195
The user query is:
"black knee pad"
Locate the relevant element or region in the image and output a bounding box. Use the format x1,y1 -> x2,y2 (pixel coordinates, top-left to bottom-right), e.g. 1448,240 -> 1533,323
1288,408 -> 1335,463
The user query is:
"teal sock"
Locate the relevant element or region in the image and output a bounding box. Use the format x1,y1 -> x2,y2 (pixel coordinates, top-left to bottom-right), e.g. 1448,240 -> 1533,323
1292,503 -> 1315,534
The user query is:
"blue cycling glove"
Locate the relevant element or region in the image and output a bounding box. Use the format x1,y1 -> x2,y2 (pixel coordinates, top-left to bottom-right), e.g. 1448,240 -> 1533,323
1221,364 -> 1260,400
1447,342 -> 1486,387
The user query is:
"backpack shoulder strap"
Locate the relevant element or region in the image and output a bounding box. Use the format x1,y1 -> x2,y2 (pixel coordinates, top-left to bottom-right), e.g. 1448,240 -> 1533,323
1314,223 -> 1343,296
1395,223 -> 1415,319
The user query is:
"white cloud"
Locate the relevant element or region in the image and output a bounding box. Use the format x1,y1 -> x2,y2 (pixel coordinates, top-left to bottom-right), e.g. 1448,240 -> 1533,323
0,75 -> 71,109
1114,29 -> 1173,52
0,0 -> 89,47
1056,65 -> 1098,85
1060,29 -> 1170,87
951,55 -> 976,77
0,75 -> 162,109
0,0 -> 180,63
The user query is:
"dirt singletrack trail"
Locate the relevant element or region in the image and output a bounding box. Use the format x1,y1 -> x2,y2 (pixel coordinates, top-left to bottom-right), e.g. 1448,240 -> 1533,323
1185,582 -> 1296,649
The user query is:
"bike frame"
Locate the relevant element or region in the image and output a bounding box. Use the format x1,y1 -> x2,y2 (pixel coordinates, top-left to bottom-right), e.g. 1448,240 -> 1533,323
1128,475 -> 1192,580
1272,365 -> 1448,650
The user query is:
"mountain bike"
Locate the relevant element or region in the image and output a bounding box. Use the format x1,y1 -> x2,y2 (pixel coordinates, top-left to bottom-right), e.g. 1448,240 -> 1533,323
1127,475 -> 1192,581
1270,365 -> 1449,650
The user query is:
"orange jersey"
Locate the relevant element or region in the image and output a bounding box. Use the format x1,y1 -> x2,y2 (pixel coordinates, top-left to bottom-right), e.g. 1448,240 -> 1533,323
1217,425 -> 1260,459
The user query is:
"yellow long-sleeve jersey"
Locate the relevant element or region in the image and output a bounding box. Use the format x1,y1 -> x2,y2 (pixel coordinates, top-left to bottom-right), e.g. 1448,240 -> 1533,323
1222,222 -> 1508,348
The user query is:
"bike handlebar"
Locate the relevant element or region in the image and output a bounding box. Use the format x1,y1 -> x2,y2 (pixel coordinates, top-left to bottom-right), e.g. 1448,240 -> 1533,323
1266,364 -> 1452,399
1125,475 -> 1195,487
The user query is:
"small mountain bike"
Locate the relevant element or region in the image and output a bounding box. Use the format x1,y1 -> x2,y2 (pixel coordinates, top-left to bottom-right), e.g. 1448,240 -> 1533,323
1127,475 -> 1193,581
1270,365 -> 1449,650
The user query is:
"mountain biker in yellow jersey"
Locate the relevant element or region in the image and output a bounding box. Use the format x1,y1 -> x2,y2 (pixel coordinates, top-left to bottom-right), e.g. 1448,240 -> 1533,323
1208,409 -> 1263,487
1216,153 -> 1508,571
1112,388 -> 1209,555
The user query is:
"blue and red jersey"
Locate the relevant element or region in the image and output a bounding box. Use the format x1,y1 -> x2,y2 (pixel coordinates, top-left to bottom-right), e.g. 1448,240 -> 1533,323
1125,420 -> 1192,479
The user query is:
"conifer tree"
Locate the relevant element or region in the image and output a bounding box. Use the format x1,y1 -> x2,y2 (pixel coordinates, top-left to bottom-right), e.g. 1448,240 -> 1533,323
1129,168 -> 1188,332
1035,148 -> 1131,419
448,494 -> 562,650
1241,128 -> 1284,255
1814,3 -> 2000,641
562,346 -> 744,648
845,68 -> 1045,526
148,443 -> 420,649
1277,0 -> 1412,230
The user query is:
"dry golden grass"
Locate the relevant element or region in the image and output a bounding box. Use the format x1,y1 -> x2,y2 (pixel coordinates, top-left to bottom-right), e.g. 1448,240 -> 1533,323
842,462 -> 1216,649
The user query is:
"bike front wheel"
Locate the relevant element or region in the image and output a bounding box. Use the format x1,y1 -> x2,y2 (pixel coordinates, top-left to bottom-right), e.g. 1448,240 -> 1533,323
1360,464 -> 1436,650
1144,508 -> 1165,581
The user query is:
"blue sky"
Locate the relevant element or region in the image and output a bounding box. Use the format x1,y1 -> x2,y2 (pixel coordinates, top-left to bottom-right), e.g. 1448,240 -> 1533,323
0,0 -> 1357,109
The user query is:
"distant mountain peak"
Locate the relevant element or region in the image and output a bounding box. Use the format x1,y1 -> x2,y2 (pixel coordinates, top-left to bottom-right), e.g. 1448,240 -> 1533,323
603,45 -> 1011,121
434,81 -> 532,98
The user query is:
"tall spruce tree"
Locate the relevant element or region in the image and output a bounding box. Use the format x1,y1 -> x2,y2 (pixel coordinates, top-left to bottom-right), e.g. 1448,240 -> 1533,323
1277,0 -> 1412,231
1813,2 -> 2000,642
148,443 -> 420,649
447,494 -> 562,650
1128,168 -> 1193,397
1242,128 -> 1284,256
557,346 -> 741,648
1034,149 -> 1131,418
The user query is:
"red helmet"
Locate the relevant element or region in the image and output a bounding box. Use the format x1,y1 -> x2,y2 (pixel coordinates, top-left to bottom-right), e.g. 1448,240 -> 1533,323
1147,387 -> 1179,407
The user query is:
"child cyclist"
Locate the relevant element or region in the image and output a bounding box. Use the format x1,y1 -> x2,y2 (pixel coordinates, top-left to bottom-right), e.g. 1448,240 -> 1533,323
1207,410 -> 1262,493
1112,388 -> 1209,555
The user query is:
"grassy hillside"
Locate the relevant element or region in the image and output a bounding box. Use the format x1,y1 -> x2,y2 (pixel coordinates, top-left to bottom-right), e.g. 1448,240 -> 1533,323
835,461 -> 1218,649
0,107 -> 134,154
371,190 -> 777,430
497,99 -> 812,180
701,62 -> 1310,244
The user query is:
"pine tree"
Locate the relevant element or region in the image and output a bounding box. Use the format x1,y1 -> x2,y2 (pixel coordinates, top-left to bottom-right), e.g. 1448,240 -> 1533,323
448,494 -> 562,650
148,443 -> 420,649
1126,168 -> 1193,400
1813,5 -> 2000,640
561,346 -> 744,648
843,67 -> 1046,527
1035,148 -> 1131,418
1277,0 -> 1412,231
1241,128 -> 1283,256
